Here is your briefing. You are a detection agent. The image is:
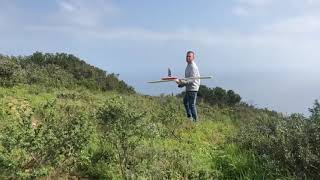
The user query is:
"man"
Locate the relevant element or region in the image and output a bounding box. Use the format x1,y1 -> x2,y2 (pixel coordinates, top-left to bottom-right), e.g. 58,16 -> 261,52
176,51 -> 200,122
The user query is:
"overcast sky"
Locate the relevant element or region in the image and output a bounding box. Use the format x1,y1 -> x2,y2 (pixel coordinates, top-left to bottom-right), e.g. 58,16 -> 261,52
0,0 -> 319,115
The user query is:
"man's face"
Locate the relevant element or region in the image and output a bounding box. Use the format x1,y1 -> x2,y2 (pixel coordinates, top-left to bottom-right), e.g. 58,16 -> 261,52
186,53 -> 195,63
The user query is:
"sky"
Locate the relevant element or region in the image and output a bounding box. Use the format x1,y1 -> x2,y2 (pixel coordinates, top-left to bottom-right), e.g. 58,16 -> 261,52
0,0 -> 320,115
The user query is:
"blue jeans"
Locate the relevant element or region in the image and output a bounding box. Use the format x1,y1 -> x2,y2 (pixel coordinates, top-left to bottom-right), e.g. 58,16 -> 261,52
183,91 -> 198,121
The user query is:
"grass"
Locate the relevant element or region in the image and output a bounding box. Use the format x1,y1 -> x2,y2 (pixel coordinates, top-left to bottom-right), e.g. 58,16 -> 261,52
0,84 -> 281,179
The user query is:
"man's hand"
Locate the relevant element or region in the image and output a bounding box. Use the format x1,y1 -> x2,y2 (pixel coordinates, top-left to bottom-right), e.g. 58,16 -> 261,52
175,79 -> 185,88
175,79 -> 181,85
178,84 -> 184,88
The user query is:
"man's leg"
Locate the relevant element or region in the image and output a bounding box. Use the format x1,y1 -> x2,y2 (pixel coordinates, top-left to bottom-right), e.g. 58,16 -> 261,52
183,92 -> 192,118
188,91 -> 198,121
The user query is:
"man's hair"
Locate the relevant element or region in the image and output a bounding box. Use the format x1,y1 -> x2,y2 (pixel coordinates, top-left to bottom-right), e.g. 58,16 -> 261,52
187,51 -> 195,55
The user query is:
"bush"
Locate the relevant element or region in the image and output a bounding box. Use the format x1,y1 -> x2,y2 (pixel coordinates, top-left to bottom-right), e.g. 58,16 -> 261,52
235,101 -> 320,178
177,85 -> 241,107
0,59 -> 25,87
0,98 -> 93,178
0,52 -> 135,93
96,96 -> 147,179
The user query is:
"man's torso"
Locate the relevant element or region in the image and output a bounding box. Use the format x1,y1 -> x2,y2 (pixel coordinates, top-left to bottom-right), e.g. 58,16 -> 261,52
185,62 -> 200,91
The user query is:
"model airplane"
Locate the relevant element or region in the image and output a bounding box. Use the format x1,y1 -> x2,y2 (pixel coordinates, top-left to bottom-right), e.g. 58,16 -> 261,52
148,68 -> 213,83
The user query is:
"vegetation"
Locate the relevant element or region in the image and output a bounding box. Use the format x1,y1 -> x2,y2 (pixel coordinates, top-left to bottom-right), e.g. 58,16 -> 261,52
177,85 -> 241,107
0,52 -> 319,179
0,52 -> 134,93
236,102 -> 320,178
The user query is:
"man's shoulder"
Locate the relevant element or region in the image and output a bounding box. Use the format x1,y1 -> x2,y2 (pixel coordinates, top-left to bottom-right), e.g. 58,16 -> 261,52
191,62 -> 199,69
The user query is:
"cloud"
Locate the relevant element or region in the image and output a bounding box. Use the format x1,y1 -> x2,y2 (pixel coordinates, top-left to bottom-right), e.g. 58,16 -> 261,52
235,0 -> 272,7
4,0 -> 320,66
54,0 -> 120,28
231,0 -> 273,18
59,1 -> 76,12
25,21 -> 320,63
305,0 -> 318,5
0,1 -> 20,29
232,6 -> 250,16
262,15 -> 320,33
10,0 -> 320,50
235,0 -> 320,10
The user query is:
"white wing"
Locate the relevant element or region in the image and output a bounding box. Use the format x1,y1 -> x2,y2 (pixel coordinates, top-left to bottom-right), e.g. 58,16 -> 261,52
181,76 -> 213,81
147,79 -> 174,83
148,76 -> 213,84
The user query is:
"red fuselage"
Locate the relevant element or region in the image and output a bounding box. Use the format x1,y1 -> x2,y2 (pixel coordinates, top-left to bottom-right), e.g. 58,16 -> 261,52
161,77 -> 178,80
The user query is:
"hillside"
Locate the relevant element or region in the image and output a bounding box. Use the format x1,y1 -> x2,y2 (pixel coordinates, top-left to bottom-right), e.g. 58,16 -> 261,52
0,53 -> 320,179
0,52 -> 134,93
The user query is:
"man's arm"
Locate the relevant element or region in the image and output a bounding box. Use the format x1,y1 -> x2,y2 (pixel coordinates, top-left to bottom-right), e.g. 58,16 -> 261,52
186,66 -> 200,85
175,65 -> 200,87
181,66 -> 200,85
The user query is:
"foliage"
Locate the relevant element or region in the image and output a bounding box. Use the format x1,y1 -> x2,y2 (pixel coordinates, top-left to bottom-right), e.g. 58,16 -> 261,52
177,85 -> 241,107
0,58 -> 25,87
96,96 -> 147,179
235,101 -> 320,178
0,52 -> 135,93
0,82 -> 311,179
310,99 -> 320,123
0,98 -> 93,178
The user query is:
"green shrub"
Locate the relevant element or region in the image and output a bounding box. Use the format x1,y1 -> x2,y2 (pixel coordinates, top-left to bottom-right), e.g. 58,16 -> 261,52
0,98 -> 93,178
177,85 -> 241,107
0,52 -> 135,93
236,103 -> 320,178
0,59 -> 25,87
96,96 -> 147,179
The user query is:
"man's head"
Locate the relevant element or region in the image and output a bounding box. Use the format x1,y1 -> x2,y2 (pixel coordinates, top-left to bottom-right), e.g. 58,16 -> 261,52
186,51 -> 195,64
